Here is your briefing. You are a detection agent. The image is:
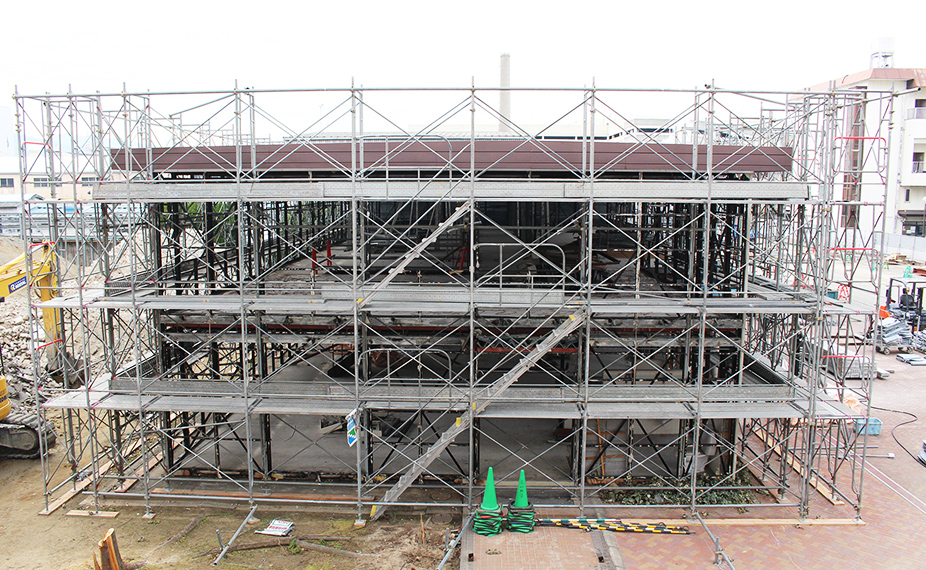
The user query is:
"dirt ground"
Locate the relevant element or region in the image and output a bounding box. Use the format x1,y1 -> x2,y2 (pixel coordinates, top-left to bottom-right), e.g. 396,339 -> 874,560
0,238 -> 457,570
0,451 -> 458,569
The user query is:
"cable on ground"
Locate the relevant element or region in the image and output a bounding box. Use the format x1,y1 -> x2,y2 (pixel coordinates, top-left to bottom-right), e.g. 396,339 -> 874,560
870,405 -> 920,464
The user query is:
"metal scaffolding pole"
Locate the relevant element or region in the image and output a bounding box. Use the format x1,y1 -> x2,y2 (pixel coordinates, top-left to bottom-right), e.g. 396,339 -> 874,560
13,85 -> 888,521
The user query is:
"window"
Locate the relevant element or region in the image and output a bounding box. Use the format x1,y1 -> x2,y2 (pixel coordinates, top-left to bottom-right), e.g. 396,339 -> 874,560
906,188 -> 911,202
33,177 -> 49,187
80,176 -> 99,186
904,221 -> 925,237
0,178 -> 13,188
910,100 -> 926,119
915,152 -> 925,174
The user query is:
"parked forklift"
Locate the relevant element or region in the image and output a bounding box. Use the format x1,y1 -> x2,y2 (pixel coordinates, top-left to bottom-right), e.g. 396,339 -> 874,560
885,277 -> 926,331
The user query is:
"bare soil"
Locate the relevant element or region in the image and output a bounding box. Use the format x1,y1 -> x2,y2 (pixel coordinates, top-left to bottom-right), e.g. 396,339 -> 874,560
0,452 -> 458,569
0,240 -> 459,570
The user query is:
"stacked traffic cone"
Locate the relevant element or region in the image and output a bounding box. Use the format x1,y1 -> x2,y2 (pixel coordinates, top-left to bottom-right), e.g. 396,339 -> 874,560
473,467 -> 504,536
506,469 -> 535,532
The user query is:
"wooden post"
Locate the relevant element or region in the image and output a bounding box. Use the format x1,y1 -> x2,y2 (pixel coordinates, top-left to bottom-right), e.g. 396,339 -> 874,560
97,528 -> 124,570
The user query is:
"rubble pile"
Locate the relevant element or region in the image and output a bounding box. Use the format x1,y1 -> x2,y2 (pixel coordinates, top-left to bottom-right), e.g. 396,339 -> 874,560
0,290 -> 53,415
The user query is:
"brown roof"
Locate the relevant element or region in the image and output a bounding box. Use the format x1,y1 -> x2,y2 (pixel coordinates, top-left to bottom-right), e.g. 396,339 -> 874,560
111,139 -> 792,177
806,68 -> 926,92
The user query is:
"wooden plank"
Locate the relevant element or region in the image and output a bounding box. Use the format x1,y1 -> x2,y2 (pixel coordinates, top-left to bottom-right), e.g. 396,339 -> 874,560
40,438 -> 144,515
39,487 -> 85,516
150,487 -> 370,502
753,426 -> 845,506
67,510 -> 120,518
114,445 -> 173,493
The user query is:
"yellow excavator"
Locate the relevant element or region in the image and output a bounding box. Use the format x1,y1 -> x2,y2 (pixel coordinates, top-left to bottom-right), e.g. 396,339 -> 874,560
0,243 -> 60,458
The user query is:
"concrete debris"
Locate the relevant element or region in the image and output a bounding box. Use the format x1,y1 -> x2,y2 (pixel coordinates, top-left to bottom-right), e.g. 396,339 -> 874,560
0,248 -> 106,417
0,285 -> 53,417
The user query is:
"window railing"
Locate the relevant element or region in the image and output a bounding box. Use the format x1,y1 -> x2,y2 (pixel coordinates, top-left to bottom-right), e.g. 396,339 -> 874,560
914,161 -> 925,174
909,107 -> 926,120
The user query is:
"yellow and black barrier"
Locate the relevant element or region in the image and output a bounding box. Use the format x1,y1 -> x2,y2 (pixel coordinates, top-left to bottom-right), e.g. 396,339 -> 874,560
538,518 -> 690,535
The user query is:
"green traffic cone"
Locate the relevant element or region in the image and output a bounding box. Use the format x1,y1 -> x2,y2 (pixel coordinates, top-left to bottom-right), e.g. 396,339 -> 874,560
513,469 -> 529,508
480,467 -> 499,511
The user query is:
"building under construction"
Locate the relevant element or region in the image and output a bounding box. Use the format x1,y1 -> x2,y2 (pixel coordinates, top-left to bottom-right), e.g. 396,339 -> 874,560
13,84 -> 890,523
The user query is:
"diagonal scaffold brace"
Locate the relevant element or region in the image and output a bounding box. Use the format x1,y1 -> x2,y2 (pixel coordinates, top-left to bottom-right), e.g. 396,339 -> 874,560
370,310 -> 588,521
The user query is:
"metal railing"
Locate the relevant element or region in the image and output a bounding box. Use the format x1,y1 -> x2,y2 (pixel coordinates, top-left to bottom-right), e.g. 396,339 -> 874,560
696,512 -> 736,568
908,107 -> 926,120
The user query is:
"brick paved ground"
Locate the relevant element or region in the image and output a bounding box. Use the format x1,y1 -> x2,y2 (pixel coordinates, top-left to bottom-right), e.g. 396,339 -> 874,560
469,525 -> 608,570
465,350 -> 926,569
606,355 -> 926,570
469,454 -> 926,569
614,473 -> 926,570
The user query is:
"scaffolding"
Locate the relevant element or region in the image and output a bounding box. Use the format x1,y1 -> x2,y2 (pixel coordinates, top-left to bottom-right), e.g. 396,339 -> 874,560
14,84 -> 891,522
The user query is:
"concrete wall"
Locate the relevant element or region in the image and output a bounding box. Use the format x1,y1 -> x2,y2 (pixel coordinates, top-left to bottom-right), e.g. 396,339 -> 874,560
877,231 -> 926,263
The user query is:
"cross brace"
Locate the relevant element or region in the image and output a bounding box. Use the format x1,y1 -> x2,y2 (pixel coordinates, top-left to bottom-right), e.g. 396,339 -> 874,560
357,202 -> 471,309
370,310 -> 587,520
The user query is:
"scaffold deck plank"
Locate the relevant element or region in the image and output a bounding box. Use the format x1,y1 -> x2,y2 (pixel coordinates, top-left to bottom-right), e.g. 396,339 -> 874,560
94,379 -> 796,403
96,180 -> 807,202
794,398 -> 862,419
478,402 -> 581,419
40,290 -> 813,316
41,391 -> 577,417
697,402 -> 804,419
586,402 -> 692,419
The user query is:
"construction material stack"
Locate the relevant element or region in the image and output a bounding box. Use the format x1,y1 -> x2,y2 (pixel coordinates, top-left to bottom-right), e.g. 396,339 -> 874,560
914,330 -> 926,353
876,317 -> 913,352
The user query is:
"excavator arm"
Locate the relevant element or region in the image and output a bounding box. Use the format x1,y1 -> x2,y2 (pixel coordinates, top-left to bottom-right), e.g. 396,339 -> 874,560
0,243 -> 60,456
0,242 -> 65,376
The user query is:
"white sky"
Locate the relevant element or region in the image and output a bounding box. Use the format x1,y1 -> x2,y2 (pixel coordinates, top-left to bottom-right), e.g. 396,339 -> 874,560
1,0 -> 924,152
2,0 -> 924,99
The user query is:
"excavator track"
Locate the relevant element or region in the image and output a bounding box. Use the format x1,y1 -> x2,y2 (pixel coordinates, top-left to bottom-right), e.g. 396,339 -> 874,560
0,412 -> 56,459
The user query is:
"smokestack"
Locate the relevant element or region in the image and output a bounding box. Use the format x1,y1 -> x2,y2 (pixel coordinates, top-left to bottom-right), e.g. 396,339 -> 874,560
500,53 -> 511,132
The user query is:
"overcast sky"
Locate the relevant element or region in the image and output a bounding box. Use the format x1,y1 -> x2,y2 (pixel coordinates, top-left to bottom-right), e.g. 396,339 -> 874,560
3,0 -> 924,99
1,0 -> 924,155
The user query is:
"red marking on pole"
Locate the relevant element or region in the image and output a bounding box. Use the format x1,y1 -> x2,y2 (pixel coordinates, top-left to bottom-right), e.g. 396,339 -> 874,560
477,347 -> 578,354
36,339 -> 63,350
835,136 -> 887,143
821,354 -> 869,359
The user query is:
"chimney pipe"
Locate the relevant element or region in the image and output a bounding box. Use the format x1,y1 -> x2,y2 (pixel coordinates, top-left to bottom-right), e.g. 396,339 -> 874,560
500,53 -> 511,132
